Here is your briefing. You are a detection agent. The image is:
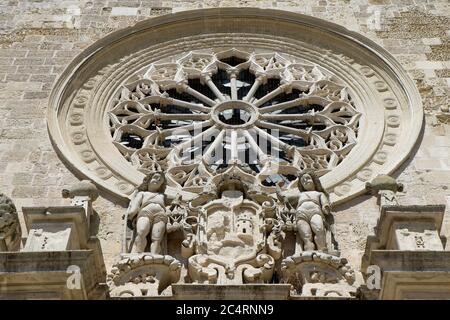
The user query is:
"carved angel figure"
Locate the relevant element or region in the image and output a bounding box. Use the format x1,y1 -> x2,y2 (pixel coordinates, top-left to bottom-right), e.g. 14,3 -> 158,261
127,171 -> 169,254
277,170 -> 333,252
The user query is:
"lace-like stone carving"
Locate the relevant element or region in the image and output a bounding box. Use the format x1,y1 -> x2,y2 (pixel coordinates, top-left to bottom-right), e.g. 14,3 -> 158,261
109,49 -> 361,181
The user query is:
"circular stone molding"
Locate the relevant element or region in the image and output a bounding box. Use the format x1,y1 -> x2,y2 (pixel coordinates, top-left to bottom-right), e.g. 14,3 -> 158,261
48,8 -> 423,205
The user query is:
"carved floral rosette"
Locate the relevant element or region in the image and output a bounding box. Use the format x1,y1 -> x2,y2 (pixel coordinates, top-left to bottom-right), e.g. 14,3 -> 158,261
107,254 -> 181,297
281,251 -> 357,297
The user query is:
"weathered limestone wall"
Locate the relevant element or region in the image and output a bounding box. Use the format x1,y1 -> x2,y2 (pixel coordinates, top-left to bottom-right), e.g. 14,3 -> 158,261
0,0 -> 448,271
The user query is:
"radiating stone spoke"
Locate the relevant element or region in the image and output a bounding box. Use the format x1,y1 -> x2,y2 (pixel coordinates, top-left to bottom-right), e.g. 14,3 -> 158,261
252,126 -> 291,151
261,113 -> 314,121
243,76 -> 262,102
256,120 -> 310,139
158,120 -> 213,138
202,74 -> 226,102
168,98 -> 212,113
254,86 -> 285,108
259,97 -> 325,114
203,129 -> 226,163
175,125 -> 219,153
183,85 -> 217,107
243,129 -> 268,162
158,113 -> 210,121
230,73 -> 238,100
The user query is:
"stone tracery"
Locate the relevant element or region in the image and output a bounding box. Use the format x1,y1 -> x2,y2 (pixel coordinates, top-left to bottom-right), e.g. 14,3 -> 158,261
108,49 -> 361,187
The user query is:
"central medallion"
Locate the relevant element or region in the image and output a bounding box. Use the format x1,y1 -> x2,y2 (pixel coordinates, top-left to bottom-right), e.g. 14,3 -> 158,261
212,100 -> 259,129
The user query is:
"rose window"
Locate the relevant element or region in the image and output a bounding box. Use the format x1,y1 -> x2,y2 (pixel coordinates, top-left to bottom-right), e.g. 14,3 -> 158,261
48,9 -> 423,202
108,49 -> 361,185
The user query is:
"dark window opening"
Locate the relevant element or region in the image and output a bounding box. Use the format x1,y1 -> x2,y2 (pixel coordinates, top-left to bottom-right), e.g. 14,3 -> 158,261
254,78 -> 280,100
219,56 -> 247,67
211,69 -> 231,97
164,89 -> 201,104
120,133 -> 144,149
188,78 -> 217,101
237,69 -> 255,100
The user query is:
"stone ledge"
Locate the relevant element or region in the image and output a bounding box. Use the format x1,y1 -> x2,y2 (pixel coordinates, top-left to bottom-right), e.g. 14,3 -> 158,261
368,250 -> 450,271
381,271 -> 450,299
0,250 -> 106,299
172,284 -> 291,300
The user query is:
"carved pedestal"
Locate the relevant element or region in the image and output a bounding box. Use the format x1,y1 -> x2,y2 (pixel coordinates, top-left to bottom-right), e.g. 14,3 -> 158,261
108,253 -> 181,298
0,182 -> 107,299
361,204 -> 450,299
281,251 -> 357,298
22,206 -> 90,251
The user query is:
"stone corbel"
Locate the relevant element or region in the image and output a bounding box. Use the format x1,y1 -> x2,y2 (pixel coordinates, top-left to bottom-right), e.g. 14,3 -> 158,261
61,180 -> 99,229
365,175 -> 404,207
435,105 -> 450,124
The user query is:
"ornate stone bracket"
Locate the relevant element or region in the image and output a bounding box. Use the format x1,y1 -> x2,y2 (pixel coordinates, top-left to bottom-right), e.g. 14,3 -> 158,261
365,174 -> 404,207
180,166 -> 281,285
281,251 -> 356,298
62,180 -> 99,229
435,105 -> 450,124
107,253 -> 181,297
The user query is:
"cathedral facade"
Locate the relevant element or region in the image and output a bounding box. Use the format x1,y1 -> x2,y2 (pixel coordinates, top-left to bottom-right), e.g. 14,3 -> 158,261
0,1 -> 449,300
